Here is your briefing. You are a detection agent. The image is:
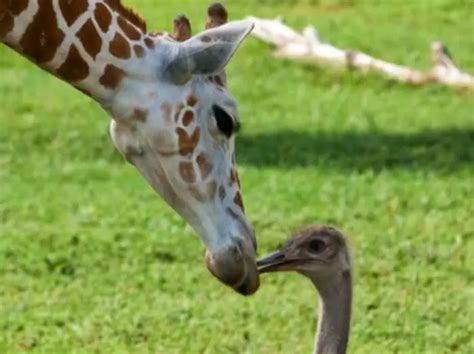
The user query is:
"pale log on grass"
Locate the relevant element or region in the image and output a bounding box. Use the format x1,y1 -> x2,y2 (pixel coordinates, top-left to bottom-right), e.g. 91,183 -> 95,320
246,16 -> 474,90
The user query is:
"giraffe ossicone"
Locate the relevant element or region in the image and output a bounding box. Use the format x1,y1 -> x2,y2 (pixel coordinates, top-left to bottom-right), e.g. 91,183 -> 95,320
1,1 -> 259,295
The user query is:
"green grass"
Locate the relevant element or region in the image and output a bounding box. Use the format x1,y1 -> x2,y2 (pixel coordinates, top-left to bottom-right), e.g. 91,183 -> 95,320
1,0 -> 473,353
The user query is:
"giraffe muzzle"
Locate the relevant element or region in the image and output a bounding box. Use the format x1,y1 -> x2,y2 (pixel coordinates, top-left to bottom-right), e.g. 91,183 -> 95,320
205,238 -> 260,296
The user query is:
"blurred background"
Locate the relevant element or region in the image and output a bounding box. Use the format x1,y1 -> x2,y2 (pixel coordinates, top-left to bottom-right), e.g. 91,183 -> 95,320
0,0 -> 473,353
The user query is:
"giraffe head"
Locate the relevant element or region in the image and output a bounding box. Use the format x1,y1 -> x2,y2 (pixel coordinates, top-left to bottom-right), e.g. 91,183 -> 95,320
109,5 -> 258,295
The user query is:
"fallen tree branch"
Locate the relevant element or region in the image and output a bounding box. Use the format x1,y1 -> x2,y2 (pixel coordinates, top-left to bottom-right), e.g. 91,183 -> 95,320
245,16 -> 474,90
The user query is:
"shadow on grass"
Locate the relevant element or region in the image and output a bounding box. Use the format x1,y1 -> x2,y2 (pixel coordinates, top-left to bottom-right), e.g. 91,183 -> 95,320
237,128 -> 474,171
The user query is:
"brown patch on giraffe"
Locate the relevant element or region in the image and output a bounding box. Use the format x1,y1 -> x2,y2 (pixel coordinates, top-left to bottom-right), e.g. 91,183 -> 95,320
189,186 -> 205,202
59,0 -> 89,26
124,145 -> 144,164
10,0 -> 29,15
176,127 -> 201,156
118,16 -> 142,41
229,168 -> 237,185
235,171 -> 241,188
182,110 -> 194,127
219,185 -> 226,201
160,102 -> 172,123
133,45 -> 145,58
179,162 -> 196,184
77,19 -> 102,59
94,3 -> 112,33
0,11 -> 14,38
196,153 -> 213,180
229,168 -> 241,188
174,102 -> 185,122
133,108 -> 148,122
208,75 -> 225,91
152,130 -> 176,157
201,35 -> 212,43
187,95 -> 198,107
233,192 -> 245,211
104,0 -> 147,33
19,0 -> 65,63
56,45 -> 89,82
214,75 -> 225,87
207,181 -> 218,200
109,32 -> 131,59
144,37 -> 155,49
99,64 -> 125,89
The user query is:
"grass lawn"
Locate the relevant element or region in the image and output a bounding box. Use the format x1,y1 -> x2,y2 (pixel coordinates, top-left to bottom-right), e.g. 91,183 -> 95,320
1,0 -> 473,353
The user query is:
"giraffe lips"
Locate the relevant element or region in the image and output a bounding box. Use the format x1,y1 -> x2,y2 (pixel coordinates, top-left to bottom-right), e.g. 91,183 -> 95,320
235,252 -> 260,296
205,240 -> 260,296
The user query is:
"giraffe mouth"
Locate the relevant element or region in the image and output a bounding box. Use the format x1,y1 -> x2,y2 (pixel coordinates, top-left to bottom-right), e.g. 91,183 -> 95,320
234,248 -> 260,296
205,238 -> 260,296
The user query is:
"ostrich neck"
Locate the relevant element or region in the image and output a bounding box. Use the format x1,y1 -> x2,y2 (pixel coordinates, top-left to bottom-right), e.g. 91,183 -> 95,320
309,270 -> 352,354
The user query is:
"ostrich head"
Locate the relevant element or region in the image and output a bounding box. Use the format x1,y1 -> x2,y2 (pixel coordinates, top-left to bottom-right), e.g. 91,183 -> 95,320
257,225 -> 351,281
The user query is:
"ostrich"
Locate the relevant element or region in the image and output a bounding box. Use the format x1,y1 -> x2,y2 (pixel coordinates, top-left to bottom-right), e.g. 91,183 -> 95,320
258,226 -> 353,354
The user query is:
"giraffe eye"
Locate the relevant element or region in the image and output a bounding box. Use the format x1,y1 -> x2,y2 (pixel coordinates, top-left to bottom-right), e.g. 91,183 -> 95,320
213,105 -> 234,138
308,239 -> 326,253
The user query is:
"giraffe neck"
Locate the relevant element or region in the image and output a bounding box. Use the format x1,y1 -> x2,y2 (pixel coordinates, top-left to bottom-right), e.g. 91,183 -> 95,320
1,0 -> 162,105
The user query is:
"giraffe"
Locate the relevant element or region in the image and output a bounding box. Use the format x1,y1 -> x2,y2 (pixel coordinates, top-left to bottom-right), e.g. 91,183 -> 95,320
0,1 -> 259,295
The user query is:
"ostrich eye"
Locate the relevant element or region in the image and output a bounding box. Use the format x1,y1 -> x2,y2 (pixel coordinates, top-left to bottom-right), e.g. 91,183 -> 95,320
308,239 -> 326,253
213,105 -> 234,138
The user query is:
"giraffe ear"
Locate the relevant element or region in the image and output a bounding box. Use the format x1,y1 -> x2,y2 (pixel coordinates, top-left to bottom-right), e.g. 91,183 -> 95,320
165,20 -> 254,84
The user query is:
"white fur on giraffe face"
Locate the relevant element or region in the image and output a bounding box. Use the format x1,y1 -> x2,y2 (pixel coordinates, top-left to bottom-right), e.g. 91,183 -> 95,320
109,74 -> 244,232
108,22 -> 258,293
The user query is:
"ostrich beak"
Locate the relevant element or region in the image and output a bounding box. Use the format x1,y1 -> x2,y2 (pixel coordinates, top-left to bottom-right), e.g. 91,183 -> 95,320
257,250 -> 301,273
